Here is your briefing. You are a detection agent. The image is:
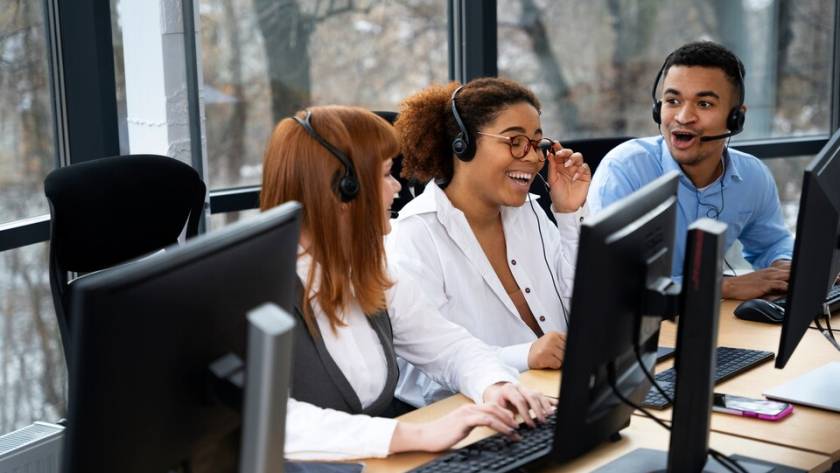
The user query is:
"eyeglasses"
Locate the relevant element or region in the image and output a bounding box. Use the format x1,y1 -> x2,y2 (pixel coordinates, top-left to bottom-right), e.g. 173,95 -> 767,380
476,132 -> 555,161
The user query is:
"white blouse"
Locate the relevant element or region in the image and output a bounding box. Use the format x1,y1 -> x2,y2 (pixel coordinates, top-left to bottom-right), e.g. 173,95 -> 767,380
386,181 -> 584,407
285,252 -> 518,461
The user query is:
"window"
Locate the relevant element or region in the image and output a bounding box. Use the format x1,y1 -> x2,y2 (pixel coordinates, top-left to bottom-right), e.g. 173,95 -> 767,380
198,0 -> 448,190
0,1 -> 63,435
0,0 -> 55,225
497,0 -> 835,141
0,242 -> 66,432
764,155 -> 815,232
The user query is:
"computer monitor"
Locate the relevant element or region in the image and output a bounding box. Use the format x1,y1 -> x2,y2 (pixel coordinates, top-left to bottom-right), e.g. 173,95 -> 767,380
762,130 -> 840,413
61,202 -> 302,473
553,172 -> 679,461
776,129 -> 840,369
555,175 -> 772,471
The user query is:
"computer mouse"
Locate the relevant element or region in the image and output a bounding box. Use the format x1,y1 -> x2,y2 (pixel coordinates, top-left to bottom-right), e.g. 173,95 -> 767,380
733,298 -> 785,324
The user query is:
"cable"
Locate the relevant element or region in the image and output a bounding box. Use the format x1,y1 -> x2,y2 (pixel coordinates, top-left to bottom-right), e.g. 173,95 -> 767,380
808,325 -> 840,332
815,313 -> 840,352
527,193 -> 570,328
605,367 -> 747,473
633,343 -> 672,404
623,342 -> 752,473
723,257 -> 739,277
709,448 -> 750,473
606,364 -> 671,432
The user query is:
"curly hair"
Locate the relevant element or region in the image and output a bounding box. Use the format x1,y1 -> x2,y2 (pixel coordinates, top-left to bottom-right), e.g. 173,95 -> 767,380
395,77 -> 541,183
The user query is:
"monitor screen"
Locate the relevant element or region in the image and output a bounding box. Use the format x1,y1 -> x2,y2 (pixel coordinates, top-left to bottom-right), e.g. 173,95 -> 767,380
552,172 -> 679,461
62,202 -> 301,473
776,130 -> 840,369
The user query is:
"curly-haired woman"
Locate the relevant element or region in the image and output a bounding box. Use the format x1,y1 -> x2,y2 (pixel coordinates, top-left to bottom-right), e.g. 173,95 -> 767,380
388,78 -> 591,407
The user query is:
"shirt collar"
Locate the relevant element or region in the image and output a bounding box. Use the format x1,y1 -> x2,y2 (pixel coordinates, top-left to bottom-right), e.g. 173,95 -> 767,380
396,180 -> 541,220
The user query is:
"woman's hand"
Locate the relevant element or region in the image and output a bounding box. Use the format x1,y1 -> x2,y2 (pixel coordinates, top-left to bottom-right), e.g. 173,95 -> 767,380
527,331 -> 566,370
546,143 -> 591,213
388,383 -> 556,454
389,403 -> 520,454
482,382 -> 556,428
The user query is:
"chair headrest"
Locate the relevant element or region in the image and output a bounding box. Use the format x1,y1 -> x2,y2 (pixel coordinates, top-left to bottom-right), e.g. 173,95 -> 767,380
44,154 -> 206,272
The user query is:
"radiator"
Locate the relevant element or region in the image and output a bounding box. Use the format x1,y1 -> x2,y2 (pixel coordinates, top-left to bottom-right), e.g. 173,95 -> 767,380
0,422 -> 64,473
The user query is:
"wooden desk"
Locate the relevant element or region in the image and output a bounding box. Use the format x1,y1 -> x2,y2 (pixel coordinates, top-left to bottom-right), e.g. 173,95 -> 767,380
520,301 -> 840,461
363,379 -> 831,473
362,300 -> 839,472
648,300 -> 840,461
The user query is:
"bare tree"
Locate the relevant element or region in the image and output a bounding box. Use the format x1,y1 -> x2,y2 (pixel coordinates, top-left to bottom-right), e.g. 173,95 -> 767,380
221,0 -> 249,225
514,0 -> 579,132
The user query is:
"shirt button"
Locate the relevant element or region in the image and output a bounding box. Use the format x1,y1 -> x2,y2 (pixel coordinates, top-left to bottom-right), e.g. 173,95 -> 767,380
539,316 -> 546,322
525,288 -> 531,294
511,259 -> 517,265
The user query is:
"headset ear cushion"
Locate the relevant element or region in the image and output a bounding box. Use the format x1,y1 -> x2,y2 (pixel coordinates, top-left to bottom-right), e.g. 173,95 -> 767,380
338,176 -> 359,202
652,101 -> 662,125
727,108 -> 746,134
452,134 -> 467,156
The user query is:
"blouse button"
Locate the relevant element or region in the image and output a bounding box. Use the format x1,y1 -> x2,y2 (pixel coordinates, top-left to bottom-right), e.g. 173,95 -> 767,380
525,287 -> 531,294
511,259 -> 517,265
539,316 -> 546,322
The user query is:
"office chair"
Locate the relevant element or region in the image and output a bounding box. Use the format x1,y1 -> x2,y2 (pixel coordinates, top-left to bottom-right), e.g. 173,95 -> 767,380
373,110 -> 427,212
530,136 -> 634,223
44,154 -> 206,361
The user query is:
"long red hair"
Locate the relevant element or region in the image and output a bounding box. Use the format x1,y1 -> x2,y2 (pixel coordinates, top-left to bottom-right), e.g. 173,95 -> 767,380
260,106 -> 398,335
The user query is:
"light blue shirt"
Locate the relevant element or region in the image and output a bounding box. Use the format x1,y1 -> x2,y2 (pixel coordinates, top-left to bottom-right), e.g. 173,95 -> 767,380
587,136 -> 793,282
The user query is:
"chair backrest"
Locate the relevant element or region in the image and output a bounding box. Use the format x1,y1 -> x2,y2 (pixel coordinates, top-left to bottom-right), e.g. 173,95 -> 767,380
44,154 -> 206,358
529,136 -> 634,223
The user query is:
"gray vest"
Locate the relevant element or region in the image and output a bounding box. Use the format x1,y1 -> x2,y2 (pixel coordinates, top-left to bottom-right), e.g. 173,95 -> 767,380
290,279 -> 399,416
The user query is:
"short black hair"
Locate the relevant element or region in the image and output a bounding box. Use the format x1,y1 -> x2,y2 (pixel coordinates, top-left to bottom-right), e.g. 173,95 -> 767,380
663,41 -> 745,102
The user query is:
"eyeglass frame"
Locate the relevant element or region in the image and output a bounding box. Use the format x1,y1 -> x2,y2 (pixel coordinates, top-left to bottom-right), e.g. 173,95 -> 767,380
475,131 -> 555,161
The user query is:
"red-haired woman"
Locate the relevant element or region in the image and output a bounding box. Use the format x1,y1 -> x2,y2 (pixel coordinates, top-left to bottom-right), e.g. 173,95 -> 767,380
388,78 -> 591,407
260,105 -> 554,461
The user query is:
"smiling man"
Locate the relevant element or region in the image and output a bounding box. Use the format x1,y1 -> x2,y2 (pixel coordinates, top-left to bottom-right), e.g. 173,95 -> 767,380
587,41 -> 793,300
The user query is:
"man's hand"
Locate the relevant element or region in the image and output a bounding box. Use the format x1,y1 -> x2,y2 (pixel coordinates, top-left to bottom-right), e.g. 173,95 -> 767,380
722,266 -> 789,300
527,331 -> 566,369
771,259 -> 791,271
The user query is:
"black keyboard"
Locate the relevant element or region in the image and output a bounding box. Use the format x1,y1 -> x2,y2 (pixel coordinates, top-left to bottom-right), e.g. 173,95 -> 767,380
642,346 -> 774,409
408,413 -> 556,473
772,283 -> 840,313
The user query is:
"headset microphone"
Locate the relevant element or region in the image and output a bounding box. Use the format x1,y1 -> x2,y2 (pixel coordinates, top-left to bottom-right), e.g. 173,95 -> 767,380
699,127 -> 743,142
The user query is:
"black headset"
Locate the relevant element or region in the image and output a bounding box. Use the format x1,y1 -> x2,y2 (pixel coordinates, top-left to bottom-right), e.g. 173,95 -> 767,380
651,53 -> 746,141
450,86 -> 477,162
293,110 -> 359,202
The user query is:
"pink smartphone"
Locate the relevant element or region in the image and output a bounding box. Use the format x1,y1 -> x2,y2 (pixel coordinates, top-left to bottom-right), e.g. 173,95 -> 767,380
712,393 -> 793,421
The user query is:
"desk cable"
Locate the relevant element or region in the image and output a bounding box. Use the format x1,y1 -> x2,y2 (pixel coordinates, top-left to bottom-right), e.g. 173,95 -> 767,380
814,303 -> 840,352
604,349 -> 749,473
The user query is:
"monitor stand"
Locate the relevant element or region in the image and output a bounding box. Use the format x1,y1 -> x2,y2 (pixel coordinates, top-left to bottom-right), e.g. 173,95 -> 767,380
763,362 -> 840,413
593,448 -> 783,472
